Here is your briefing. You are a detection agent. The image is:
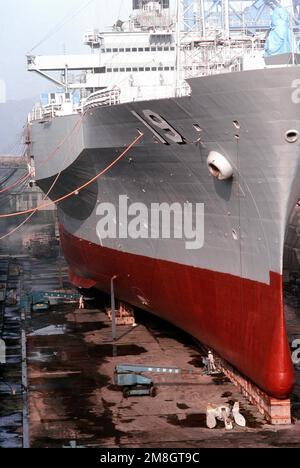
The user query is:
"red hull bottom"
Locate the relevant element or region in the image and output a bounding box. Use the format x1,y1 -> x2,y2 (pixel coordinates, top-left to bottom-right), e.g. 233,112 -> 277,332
60,226 -> 294,399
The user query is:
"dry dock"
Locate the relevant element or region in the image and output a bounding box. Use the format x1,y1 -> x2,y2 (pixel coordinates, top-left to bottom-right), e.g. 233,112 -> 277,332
10,260 -> 295,448
0,254 -> 300,448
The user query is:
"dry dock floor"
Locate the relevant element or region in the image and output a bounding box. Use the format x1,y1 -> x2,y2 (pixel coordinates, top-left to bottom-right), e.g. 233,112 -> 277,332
25,261 -> 300,448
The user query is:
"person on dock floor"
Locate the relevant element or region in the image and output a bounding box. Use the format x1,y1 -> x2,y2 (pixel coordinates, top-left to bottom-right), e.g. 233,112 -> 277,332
208,351 -> 217,373
79,295 -> 85,310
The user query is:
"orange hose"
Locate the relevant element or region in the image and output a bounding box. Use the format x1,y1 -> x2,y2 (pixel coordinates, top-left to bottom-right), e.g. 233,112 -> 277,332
0,169 -> 64,242
0,132 -> 144,220
0,113 -> 86,196
0,114 -> 90,240
34,113 -> 85,170
0,172 -> 31,195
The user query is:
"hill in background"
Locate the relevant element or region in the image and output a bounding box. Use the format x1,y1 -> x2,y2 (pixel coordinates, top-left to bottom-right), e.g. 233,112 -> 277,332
0,98 -> 36,154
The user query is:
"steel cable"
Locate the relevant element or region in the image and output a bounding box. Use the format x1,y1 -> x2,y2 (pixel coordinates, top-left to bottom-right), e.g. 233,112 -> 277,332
0,133 -> 144,239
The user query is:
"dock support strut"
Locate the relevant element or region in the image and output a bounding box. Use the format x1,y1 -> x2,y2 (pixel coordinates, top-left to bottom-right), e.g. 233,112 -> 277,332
217,357 -> 292,425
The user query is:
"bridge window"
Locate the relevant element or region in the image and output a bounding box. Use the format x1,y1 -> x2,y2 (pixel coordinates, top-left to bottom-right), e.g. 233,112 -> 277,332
94,67 -> 105,73
100,46 -> 171,54
105,66 -> 174,74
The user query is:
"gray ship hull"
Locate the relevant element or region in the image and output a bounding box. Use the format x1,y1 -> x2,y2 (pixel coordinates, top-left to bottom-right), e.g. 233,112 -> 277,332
31,66 -> 300,398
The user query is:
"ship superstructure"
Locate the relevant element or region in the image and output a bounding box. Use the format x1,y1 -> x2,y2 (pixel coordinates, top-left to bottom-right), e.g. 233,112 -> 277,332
27,0 -> 276,120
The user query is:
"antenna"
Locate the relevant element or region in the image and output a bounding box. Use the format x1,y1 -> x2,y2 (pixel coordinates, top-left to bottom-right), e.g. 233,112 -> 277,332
175,0 -> 182,96
223,0 -> 230,39
200,0 -> 206,38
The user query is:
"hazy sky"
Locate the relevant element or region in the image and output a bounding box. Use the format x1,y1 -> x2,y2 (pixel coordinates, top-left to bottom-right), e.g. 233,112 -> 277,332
0,0 -> 133,101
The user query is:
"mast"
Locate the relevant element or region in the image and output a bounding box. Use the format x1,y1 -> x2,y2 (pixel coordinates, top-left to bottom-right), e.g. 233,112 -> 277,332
280,0 -> 296,64
200,0 -> 206,38
175,0 -> 182,96
223,0 -> 230,39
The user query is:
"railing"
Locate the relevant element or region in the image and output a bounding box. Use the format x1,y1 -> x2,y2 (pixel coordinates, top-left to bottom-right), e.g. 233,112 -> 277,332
175,81 -> 192,98
28,106 -> 44,123
183,40 -> 266,79
28,82 -> 192,123
28,103 -> 77,123
82,88 -> 121,111
28,104 -> 61,123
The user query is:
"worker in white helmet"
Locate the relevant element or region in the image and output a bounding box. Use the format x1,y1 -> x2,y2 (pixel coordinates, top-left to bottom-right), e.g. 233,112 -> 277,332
79,295 -> 85,310
208,350 -> 217,373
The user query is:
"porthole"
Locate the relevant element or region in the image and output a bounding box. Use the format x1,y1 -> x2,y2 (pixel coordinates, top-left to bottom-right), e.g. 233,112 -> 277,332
285,129 -> 299,143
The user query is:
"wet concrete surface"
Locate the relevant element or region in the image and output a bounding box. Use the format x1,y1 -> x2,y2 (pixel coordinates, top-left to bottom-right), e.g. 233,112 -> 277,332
285,292 -> 300,423
1,255 -> 300,448
0,258 -> 27,448
21,261 -> 300,448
